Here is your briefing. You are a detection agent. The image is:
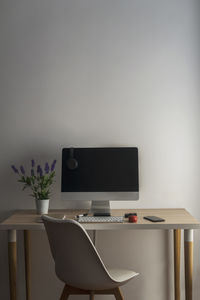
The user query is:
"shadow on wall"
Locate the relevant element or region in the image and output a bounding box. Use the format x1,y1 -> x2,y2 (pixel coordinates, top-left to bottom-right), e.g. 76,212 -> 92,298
95,229 -> 173,300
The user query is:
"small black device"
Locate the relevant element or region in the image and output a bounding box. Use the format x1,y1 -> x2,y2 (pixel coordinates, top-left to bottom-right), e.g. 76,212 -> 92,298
124,213 -> 137,218
143,216 -> 165,222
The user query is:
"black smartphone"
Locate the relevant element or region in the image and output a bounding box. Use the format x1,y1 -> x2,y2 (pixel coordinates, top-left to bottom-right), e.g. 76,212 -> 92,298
143,216 -> 165,222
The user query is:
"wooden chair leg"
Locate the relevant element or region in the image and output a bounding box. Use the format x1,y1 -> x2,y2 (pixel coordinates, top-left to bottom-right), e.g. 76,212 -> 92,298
60,284 -> 123,300
90,291 -> 95,300
113,287 -> 124,300
60,285 -> 70,300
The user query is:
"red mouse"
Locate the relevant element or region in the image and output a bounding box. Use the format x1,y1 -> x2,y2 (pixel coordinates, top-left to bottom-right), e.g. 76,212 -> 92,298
128,215 -> 138,223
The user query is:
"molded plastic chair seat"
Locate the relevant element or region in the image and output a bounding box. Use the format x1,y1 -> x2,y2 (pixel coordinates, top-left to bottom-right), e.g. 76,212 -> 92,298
108,268 -> 138,283
42,215 -> 139,299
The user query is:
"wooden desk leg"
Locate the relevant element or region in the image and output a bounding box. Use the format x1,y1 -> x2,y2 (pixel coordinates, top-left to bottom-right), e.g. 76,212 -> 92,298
184,229 -> 193,300
24,230 -> 31,300
174,229 -> 181,300
8,230 -> 17,300
90,291 -> 94,300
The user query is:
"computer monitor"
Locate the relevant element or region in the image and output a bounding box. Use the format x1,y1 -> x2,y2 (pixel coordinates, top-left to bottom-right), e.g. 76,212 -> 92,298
61,147 -> 139,215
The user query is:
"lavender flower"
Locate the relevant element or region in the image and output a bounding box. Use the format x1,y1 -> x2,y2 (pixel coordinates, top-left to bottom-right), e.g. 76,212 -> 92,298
39,167 -> 43,177
36,165 -> 43,177
51,160 -> 57,171
44,162 -> 49,174
31,159 -> 35,168
31,169 -> 34,176
37,165 -> 41,173
20,166 -> 25,175
11,165 -> 19,174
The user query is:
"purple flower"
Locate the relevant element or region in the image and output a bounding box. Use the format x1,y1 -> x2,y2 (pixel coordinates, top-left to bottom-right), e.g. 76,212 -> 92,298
31,159 -> 35,168
39,168 -> 43,177
31,169 -> 34,176
11,165 -> 19,174
20,166 -> 25,175
37,165 -> 41,173
44,162 -> 49,174
51,160 -> 57,171
37,165 -> 43,177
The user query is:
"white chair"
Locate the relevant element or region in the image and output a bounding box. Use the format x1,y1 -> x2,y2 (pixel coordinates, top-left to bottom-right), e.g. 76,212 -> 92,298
42,215 -> 139,300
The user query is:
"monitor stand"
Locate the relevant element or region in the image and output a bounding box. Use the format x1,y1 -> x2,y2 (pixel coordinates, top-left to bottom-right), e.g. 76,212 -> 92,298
90,200 -> 111,216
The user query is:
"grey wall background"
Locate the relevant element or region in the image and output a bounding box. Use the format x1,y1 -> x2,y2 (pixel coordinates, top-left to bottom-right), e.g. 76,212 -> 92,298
0,0 -> 199,299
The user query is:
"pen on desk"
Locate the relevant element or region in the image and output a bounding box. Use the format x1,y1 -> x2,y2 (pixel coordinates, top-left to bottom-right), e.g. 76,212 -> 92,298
76,213 -> 88,218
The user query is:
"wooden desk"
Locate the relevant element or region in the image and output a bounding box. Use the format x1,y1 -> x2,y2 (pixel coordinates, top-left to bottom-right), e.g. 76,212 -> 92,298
1,208 -> 200,300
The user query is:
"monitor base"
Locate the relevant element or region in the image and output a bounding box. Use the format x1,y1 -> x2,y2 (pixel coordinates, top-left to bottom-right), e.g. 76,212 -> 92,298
90,201 -> 111,216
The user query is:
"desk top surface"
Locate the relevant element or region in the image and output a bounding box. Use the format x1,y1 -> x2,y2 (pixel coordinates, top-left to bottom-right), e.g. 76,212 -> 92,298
0,208 -> 200,230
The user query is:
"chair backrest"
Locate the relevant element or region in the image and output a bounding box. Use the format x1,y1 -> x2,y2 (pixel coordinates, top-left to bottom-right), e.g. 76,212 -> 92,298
42,215 -> 113,290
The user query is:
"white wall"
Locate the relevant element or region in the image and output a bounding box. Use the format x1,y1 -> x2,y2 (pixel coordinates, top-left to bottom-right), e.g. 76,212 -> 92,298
0,0 -> 199,299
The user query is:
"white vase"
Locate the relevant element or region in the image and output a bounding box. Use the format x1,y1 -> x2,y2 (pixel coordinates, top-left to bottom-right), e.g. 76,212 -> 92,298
35,199 -> 49,215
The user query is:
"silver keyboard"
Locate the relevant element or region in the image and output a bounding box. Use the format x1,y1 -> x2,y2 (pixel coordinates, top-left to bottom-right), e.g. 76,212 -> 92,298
78,216 -> 124,223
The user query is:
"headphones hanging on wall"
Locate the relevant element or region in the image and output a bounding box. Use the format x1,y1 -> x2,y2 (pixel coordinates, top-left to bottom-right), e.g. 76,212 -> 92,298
66,147 -> 78,170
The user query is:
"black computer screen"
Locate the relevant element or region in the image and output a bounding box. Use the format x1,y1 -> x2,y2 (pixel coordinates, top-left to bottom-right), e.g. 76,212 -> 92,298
61,147 -> 139,192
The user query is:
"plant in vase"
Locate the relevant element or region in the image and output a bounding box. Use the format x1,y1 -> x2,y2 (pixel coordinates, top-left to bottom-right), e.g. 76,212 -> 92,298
11,159 -> 56,214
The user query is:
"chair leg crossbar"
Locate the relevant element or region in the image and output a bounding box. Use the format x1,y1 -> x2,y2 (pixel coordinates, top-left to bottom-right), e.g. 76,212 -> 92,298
60,284 -> 124,300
